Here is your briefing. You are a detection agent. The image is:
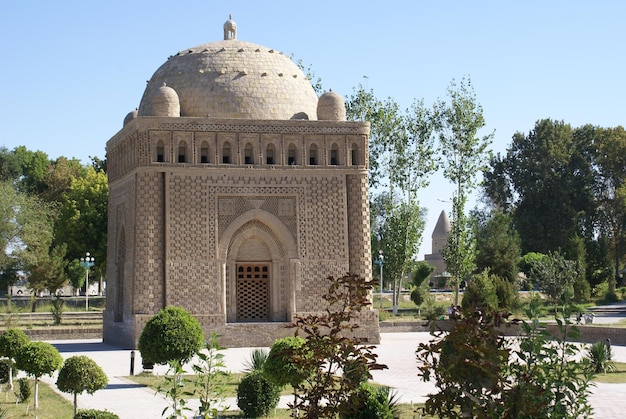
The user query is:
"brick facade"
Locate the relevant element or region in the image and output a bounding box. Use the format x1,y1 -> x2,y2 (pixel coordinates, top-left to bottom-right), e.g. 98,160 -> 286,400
103,118 -> 379,348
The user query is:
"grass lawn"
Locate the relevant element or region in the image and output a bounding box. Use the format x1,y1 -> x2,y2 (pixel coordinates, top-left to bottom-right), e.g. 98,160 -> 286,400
591,362 -> 626,384
0,381 -> 74,418
129,372 -> 438,418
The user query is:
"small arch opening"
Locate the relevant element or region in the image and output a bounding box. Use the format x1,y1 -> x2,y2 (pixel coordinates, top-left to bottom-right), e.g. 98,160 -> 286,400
288,144 -> 297,165
351,143 -> 359,165
222,142 -> 232,164
309,144 -> 318,165
200,141 -> 210,163
178,141 -> 188,163
244,143 -> 254,164
156,141 -> 165,163
330,143 -> 339,165
266,144 -> 276,165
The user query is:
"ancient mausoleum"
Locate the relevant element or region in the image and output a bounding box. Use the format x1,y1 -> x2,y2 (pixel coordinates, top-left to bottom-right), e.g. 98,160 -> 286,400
103,17 -> 379,348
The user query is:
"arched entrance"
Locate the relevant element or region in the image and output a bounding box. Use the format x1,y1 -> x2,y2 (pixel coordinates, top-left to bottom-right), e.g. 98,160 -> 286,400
219,211 -> 298,324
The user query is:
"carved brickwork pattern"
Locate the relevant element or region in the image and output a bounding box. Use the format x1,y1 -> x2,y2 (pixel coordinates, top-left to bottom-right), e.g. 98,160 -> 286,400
304,176 -> 347,260
159,121 -> 363,135
133,172 -> 165,314
168,174 -> 210,259
218,194 -> 298,244
347,174 -> 373,280
296,261 -> 348,311
169,261 -> 221,313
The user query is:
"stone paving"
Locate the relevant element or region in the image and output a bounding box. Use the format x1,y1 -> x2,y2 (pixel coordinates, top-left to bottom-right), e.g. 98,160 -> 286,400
36,331 -> 626,418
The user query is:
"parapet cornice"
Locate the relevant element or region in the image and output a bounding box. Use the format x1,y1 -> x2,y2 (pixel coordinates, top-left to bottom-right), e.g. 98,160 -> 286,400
108,117 -> 370,149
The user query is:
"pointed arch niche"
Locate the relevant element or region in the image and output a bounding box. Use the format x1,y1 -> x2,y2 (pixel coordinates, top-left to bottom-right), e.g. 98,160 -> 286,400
114,226 -> 127,323
219,210 -> 297,323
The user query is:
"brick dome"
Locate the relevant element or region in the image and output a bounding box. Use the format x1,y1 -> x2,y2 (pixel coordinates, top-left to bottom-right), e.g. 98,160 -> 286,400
137,37 -> 319,120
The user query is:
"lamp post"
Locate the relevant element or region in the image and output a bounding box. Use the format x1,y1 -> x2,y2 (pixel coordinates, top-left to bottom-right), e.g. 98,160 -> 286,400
80,252 -> 95,311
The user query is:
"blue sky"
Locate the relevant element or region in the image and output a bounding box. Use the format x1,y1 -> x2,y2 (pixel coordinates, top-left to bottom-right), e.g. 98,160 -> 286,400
1,1 -> 624,258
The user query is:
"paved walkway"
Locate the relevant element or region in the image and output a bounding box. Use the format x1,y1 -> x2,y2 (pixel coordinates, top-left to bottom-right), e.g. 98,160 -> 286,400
38,332 -> 626,418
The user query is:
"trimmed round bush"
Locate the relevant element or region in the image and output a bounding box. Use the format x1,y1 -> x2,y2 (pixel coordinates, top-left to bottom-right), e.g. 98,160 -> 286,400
74,409 -> 120,419
237,370 -> 280,417
138,306 -> 204,366
264,336 -> 312,387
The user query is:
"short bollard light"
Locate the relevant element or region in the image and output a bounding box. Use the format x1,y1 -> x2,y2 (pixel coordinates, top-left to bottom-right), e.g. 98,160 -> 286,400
130,350 -> 135,376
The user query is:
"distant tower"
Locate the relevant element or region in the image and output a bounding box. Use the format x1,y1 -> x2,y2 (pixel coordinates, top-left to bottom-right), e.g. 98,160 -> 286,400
424,210 -> 451,283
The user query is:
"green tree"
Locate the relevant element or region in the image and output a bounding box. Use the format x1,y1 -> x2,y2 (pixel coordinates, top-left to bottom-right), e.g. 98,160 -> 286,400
0,146 -> 23,182
566,234 -> 591,302
138,306 -> 204,366
345,83 -> 400,190
483,119 -> 596,255
474,210 -> 521,283
28,244 -> 68,299
385,198 -> 426,314
593,125 -> 626,295
139,307 -> 203,419
0,328 -> 29,390
347,85 -> 437,315
40,156 -> 85,203
14,341 -> 63,410
462,270 -> 499,314
0,181 -> 55,277
55,166 -> 108,286
529,251 -> 578,306
67,258 -> 86,295
435,76 -> 494,305
409,261 -> 434,309
56,355 -> 108,417
12,146 -> 50,195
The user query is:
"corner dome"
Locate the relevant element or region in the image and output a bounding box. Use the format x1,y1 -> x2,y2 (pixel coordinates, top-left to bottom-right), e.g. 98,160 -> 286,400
137,30 -> 319,120
146,83 -> 180,117
123,109 -> 138,126
317,90 -> 346,121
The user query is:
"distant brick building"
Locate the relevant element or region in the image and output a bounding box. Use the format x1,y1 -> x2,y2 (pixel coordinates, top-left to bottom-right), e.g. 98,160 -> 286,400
103,17 -> 379,348
424,210 -> 451,287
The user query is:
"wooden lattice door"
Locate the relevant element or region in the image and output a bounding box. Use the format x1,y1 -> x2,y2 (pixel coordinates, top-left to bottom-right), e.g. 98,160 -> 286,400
236,264 -> 270,321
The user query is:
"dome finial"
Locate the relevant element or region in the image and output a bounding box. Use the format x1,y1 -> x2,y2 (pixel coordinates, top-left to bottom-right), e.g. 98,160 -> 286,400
224,15 -> 237,40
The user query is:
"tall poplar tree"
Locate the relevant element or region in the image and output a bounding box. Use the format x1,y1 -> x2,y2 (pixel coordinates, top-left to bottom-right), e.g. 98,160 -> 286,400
436,76 -> 494,305
347,84 -> 437,314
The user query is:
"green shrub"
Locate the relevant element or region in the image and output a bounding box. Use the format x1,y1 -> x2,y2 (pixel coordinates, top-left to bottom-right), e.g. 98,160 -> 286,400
586,341 -> 615,374
264,336 -> 312,388
462,271 -> 498,313
14,377 -> 31,403
422,304 -> 446,321
243,348 -> 268,373
237,370 -> 280,417
493,275 -> 517,310
74,409 -> 120,419
50,295 -> 64,325
340,383 -> 399,419
410,286 -> 427,307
